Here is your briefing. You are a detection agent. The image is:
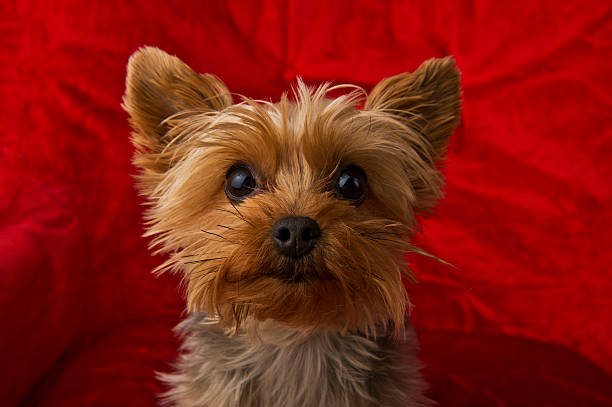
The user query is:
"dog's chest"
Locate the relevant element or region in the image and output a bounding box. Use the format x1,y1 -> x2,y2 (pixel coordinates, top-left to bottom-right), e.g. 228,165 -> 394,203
160,314 -> 429,407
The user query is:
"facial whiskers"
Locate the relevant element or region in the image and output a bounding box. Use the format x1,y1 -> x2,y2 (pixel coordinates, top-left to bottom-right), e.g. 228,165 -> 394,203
215,206 -> 254,228
199,228 -> 240,245
184,256 -> 227,265
200,229 -> 227,240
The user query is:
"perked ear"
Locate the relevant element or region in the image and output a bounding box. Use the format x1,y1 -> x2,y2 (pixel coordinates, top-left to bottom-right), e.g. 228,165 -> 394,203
123,46 -> 232,172
365,57 -> 461,159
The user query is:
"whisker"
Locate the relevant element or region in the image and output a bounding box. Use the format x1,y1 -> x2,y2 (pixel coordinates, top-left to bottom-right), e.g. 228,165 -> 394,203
362,235 -> 404,246
181,250 -> 227,258
190,267 -> 221,278
406,244 -> 457,268
201,229 -> 226,240
230,201 -> 244,217
360,230 -> 404,238
216,206 -> 254,228
357,222 -> 403,236
216,207 -> 238,217
217,224 -> 235,230
231,201 -> 255,227
184,256 -> 226,265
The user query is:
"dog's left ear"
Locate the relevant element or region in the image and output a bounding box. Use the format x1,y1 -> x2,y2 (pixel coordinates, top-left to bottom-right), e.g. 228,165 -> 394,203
365,57 -> 461,160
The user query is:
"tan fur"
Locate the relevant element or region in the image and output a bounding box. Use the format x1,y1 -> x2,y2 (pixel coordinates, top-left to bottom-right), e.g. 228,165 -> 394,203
124,46 -> 461,406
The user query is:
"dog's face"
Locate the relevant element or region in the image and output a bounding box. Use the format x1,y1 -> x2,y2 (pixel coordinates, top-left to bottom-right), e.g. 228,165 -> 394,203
124,47 -> 460,337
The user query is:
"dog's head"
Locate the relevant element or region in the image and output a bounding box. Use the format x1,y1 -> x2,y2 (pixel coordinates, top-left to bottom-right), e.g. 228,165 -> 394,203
124,47 -> 460,338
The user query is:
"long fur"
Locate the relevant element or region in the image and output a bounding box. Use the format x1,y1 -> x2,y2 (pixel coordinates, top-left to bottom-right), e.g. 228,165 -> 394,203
159,313 -> 429,407
123,46 -> 461,406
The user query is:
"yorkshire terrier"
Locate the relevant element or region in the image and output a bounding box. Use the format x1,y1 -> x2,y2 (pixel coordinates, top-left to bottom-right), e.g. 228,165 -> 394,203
124,46 -> 461,407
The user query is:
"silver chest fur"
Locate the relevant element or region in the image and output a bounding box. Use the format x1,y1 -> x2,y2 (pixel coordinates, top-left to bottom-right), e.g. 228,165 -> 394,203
160,313 -> 431,407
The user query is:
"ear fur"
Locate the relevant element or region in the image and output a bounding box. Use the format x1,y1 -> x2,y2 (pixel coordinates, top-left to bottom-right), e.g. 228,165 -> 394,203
123,46 -> 232,172
365,57 -> 461,159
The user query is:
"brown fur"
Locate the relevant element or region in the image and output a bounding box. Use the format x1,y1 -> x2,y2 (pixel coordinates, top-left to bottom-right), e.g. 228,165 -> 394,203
124,46 -> 461,406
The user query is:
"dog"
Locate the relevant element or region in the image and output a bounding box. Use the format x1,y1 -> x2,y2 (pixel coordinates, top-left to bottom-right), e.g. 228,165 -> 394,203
123,46 -> 461,407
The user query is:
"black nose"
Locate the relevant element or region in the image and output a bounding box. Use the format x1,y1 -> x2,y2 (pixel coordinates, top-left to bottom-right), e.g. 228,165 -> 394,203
272,216 -> 321,259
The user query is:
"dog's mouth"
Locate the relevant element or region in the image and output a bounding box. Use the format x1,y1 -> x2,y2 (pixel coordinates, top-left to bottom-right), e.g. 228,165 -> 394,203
271,265 -> 315,284
269,257 -> 333,284
275,273 -> 309,284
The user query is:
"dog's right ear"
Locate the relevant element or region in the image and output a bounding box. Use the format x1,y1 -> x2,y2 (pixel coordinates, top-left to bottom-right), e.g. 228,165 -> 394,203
123,46 -> 231,174
365,57 -> 461,162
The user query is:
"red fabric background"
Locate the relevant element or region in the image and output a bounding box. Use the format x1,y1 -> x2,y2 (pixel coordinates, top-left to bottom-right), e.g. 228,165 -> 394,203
1,1 -> 611,406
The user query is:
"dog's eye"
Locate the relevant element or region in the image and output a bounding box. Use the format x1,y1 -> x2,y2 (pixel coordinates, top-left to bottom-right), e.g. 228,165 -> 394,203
225,165 -> 257,202
334,166 -> 367,204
